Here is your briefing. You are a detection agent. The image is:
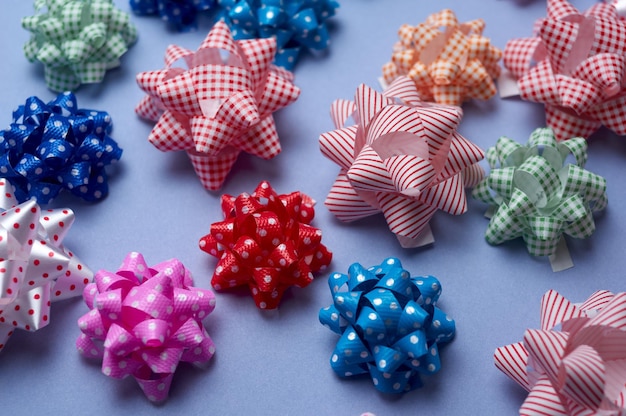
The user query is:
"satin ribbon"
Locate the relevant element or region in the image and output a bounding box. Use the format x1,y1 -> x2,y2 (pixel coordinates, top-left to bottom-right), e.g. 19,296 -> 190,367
472,127 -> 607,264
495,290 -> 626,415
135,21 -> 300,191
199,180 -> 332,309
22,0 -> 138,92
215,0 -> 339,70
382,9 -> 502,106
76,252 -> 216,402
319,76 -> 485,248
319,257 -> 455,394
0,180 -> 93,353
129,0 -> 215,31
502,0 -> 626,141
0,92 -> 123,204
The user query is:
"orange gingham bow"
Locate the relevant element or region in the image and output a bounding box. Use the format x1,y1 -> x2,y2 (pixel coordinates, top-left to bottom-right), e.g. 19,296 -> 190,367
319,77 -> 485,248
382,9 -> 502,106
135,21 -> 301,190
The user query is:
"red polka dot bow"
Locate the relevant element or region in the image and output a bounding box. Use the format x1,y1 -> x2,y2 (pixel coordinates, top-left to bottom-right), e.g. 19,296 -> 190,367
319,76 -> 485,248
199,181 -> 332,309
76,252 -> 216,402
135,21 -> 301,191
0,180 -> 92,353
503,0 -> 626,141
495,290 -> 626,415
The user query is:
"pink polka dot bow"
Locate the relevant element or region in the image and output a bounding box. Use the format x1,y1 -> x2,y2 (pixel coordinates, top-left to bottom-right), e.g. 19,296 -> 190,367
135,21 -> 301,191
319,76 -> 485,248
0,180 -> 92,353
503,0 -> 626,141
76,252 -> 216,402
495,290 -> 626,415
199,180 -> 332,310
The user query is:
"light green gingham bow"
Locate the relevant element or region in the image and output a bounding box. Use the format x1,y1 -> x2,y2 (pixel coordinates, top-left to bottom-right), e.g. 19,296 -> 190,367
22,0 -> 137,91
472,128 -> 607,257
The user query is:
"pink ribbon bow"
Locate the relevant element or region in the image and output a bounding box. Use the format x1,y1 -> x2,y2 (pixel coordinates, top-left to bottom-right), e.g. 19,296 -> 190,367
319,76 -> 485,248
76,252 -> 216,402
135,21 -> 301,191
503,0 -> 626,141
0,180 -> 92,352
495,290 -> 626,415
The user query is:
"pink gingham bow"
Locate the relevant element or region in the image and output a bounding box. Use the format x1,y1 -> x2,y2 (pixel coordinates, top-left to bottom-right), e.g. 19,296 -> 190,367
495,290 -> 626,415
319,76 -> 485,248
503,0 -> 626,141
76,252 -> 216,402
135,21 -> 301,190
0,180 -> 92,352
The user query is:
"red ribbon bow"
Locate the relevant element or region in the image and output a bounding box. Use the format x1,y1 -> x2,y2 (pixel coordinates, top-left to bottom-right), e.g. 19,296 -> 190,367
135,22 -> 301,190
199,181 -> 332,309
504,0 -> 626,140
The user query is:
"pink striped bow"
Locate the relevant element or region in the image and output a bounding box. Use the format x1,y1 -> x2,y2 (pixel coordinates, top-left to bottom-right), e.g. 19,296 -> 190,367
495,290 -> 626,415
319,77 -> 484,248
503,0 -> 626,141
135,21 -> 300,190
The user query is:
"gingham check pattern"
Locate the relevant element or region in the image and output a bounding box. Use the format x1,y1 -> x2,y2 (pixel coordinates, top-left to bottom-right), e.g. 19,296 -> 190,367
135,22 -> 300,191
382,9 -> 502,106
495,290 -> 626,415
320,76 -> 485,248
472,128 -> 607,257
503,0 -> 626,140
22,0 -> 137,91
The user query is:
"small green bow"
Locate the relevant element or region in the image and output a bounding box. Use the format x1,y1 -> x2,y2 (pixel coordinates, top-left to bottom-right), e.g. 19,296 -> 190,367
473,128 -> 607,257
23,0 -> 137,91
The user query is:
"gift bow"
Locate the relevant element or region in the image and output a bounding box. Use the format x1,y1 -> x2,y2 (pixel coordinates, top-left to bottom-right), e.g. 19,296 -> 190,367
319,76 -> 485,248
76,252 -> 216,402
0,91 -> 123,204
199,180 -> 332,309
0,180 -> 93,353
472,127 -> 607,259
129,0 -> 215,31
503,0 -> 626,141
22,0 -> 138,91
382,9 -> 502,106
135,21 -> 300,191
495,289 -> 626,415
319,257 -> 455,393
215,0 -> 339,70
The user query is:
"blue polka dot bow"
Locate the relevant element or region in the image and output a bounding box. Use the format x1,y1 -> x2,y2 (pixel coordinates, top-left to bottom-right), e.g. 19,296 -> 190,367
129,0 -> 216,31
319,257 -> 455,394
0,92 -> 123,204
216,0 -> 339,70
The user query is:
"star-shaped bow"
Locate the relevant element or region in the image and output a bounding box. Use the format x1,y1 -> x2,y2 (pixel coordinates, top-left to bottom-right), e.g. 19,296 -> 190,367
382,9 -> 502,106
319,76 -> 485,248
0,180 -> 93,353
496,290 -> 626,415
136,21 -> 301,191
22,0 -> 138,91
503,0 -> 626,140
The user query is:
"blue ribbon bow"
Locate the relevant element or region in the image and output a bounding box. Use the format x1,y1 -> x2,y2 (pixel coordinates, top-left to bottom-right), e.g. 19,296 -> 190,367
0,92 -> 123,204
319,257 -> 456,394
216,0 -> 339,70
129,0 -> 216,31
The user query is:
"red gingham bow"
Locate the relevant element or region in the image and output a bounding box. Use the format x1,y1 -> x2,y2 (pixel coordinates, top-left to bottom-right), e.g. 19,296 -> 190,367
503,0 -> 626,141
319,77 -> 485,248
135,22 -> 301,190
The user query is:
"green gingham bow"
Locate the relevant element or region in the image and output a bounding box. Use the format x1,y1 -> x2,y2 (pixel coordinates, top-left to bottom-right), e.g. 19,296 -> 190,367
22,0 -> 137,91
472,128 -> 607,257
